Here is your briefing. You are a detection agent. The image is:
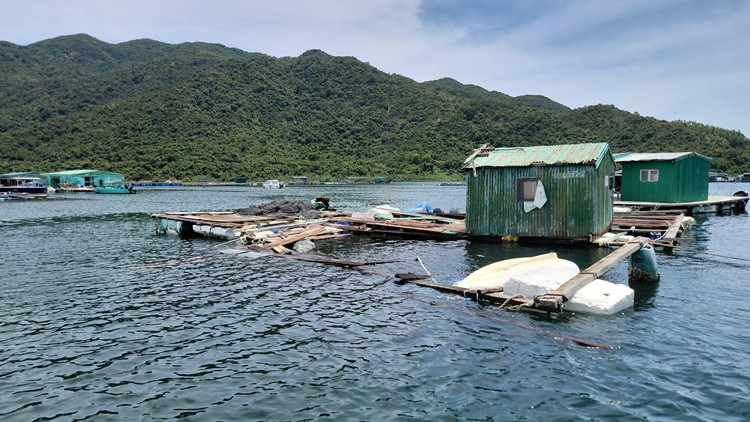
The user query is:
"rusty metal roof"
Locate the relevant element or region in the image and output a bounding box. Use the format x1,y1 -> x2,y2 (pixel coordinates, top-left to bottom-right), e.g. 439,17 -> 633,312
614,152 -> 712,163
465,142 -> 610,168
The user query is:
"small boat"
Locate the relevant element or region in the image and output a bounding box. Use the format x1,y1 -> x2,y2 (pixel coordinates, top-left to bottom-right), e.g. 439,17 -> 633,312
456,253 -> 634,315
0,172 -> 47,194
95,181 -> 136,194
263,179 -> 284,189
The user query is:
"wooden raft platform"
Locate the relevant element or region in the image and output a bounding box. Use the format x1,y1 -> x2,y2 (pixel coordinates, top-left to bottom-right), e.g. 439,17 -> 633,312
151,210 -> 354,250
615,195 -> 747,215
397,237 -> 651,314
152,210 -> 351,228
332,211 -> 468,239
610,210 -> 685,239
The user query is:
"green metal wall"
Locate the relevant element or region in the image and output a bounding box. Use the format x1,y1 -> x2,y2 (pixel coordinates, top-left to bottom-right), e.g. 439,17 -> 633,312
620,157 -> 709,202
465,159 -> 614,239
674,157 -> 709,202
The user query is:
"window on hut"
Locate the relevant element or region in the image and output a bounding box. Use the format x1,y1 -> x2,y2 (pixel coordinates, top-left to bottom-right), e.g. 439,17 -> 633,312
517,178 -> 539,201
639,169 -> 659,182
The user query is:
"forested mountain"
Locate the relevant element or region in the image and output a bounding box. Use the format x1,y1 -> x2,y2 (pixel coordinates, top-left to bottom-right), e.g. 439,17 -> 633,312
1,34 -> 748,181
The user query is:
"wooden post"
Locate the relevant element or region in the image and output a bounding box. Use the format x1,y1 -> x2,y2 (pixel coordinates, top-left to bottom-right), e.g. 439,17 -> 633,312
534,237 -> 649,312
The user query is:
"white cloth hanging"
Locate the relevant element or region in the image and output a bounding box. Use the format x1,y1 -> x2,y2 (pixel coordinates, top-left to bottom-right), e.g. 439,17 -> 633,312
523,179 -> 547,213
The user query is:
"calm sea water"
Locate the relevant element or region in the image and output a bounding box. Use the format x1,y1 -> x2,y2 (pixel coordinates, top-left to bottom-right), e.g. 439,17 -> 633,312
1,183 -> 749,421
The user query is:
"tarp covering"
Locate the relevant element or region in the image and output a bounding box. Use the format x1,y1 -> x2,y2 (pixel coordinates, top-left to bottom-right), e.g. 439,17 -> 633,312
405,202 -> 433,213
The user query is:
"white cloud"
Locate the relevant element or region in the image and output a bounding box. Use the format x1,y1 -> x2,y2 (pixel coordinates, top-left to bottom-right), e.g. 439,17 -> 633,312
0,0 -> 748,135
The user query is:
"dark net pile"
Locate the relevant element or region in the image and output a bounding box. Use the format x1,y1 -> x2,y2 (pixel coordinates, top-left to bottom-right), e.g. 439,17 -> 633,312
236,199 -> 324,219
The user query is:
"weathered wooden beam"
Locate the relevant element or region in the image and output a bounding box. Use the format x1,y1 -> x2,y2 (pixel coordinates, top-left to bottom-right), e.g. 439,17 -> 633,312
394,274 -> 534,307
271,245 -> 292,254
661,214 -> 684,241
308,233 -> 350,241
389,211 -> 464,224
463,143 -> 490,164
258,226 -> 327,249
534,237 -> 649,312
612,219 -> 673,227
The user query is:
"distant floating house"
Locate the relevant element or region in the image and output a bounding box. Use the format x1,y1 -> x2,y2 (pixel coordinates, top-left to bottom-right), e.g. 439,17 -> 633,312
44,169 -> 125,188
614,152 -> 710,203
464,143 -> 615,240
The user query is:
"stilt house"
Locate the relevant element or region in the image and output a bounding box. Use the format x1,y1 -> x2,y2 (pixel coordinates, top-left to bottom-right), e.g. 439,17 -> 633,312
464,143 -> 616,240
614,152 -> 710,203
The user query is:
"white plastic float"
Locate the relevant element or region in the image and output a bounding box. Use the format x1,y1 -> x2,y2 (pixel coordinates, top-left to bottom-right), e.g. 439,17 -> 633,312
455,253 -> 634,315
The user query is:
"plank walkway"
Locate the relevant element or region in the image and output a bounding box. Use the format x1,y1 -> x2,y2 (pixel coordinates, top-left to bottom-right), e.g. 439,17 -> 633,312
615,195 -> 747,214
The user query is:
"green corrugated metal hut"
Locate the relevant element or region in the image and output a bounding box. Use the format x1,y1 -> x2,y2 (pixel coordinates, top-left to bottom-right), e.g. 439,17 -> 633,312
615,152 -> 710,203
464,143 -> 615,240
43,169 -> 125,188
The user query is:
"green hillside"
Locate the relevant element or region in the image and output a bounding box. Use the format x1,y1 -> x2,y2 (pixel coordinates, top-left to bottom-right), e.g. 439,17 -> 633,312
1,34 -> 748,181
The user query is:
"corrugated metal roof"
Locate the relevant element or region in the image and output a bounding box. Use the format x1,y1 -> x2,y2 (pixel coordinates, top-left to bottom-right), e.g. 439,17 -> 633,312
465,143 -> 610,168
0,172 -> 42,178
614,152 -> 711,163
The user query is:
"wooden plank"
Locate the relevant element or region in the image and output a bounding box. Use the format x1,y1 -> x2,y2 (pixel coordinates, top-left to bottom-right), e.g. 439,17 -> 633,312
612,219 -> 673,227
308,233 -> 350,241
389,211 -> 465,224
612,213 -> 683,219
433,212 -> 466,220
272,245 -> 292,254
239,218 -> 333,236
534,237 -> 649,312
464,143 -> 490,164
661,214 -> 684,241
614,209 -> 684,215
394,276 -> 534,307
344,226 -> 469,239
610,228 -> 665,234
362,221 -> 454,233
258,226 -> 327,249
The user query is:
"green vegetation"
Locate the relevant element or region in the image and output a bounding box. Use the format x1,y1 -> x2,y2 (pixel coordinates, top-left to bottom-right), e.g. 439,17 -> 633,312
1,34 -> 748,181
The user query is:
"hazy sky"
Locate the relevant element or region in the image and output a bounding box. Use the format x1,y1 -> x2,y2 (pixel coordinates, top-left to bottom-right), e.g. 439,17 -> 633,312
2,0 -> 748,136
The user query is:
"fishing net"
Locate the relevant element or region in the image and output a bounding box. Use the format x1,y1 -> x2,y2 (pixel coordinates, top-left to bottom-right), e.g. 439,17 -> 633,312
236,199 -> 324,219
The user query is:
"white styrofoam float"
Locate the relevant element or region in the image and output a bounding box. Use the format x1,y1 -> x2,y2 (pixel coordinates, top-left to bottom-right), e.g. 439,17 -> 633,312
455,253 -> 634,315
174,222 -> 242,240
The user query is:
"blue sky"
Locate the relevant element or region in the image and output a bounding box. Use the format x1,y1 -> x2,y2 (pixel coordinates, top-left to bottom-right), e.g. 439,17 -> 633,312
2,0 -> 748,136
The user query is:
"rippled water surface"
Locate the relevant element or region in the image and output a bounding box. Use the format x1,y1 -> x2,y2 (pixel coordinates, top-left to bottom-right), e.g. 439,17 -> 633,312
2,183 -> 749,420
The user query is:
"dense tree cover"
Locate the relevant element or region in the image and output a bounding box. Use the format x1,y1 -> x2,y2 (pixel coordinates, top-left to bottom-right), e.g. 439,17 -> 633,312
1,34 -> 748,181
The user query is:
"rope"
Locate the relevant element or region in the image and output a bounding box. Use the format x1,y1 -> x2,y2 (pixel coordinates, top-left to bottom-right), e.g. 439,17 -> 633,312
415,256 -> 439,283
214,236 -> 247,248
499,294 -> 528,312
